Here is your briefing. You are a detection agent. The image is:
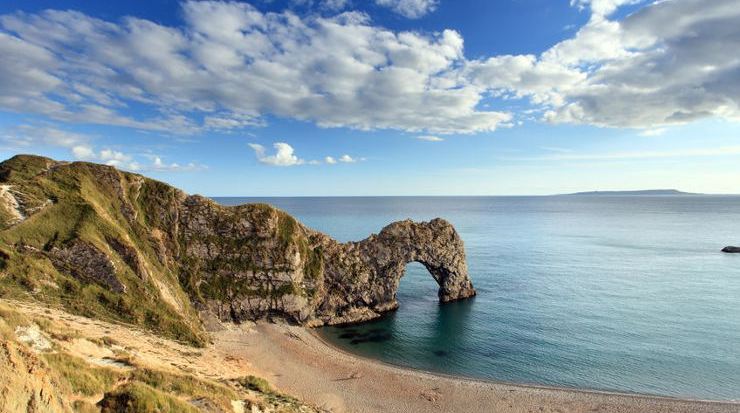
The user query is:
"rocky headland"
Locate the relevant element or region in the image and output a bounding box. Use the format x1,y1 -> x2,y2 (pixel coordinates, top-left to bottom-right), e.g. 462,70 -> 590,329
0,154 -> 475,340
0,154 -> 475,412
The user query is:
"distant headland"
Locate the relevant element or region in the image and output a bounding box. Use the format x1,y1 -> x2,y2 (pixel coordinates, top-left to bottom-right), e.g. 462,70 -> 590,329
562,189 -> 700,196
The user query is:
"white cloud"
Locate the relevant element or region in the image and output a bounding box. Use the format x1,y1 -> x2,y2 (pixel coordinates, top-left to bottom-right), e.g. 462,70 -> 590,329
71,146 -> 139,169
71,145 -> 95,160
0,0 -> 737,135
1,124 -> 89,149
247,142 -> 362,166
100,149 -> 132,164
322,0 -> 350,11
0,2 -> 507,135
415,135 -> 443,141
249,142 -> 305,166
473,0 -> 740,129
149,156 -> 206,172
375,0 -> 438,18
570,0 -> 643,18
638,128 -> 667,137
204,112 -> 264,130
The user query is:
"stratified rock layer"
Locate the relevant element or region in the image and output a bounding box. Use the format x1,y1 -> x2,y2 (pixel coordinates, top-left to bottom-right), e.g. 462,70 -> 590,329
177,195 -> 475,326
312,218 -> 475,325
0,155 -> 475,336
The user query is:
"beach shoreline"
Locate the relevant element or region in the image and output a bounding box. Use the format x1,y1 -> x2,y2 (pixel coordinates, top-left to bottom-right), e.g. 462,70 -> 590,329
213,322 -> 739,413
306,327 -> 735,405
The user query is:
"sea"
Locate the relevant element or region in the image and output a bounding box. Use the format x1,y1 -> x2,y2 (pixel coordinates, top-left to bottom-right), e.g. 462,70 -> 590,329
213,196 -> 740,401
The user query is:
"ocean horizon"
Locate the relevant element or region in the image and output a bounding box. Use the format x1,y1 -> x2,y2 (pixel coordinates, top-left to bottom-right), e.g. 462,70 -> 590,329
215,195 -> 740,401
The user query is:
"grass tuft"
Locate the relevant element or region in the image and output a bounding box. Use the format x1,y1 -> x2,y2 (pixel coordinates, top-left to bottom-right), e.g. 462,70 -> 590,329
98,382 -> 199,413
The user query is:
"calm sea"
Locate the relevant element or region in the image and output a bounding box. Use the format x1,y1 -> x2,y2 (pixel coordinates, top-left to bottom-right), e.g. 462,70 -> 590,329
213,196 -> 740,400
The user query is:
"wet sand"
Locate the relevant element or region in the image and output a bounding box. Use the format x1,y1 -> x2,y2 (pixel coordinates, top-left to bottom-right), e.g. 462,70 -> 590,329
213,323 -> 739,413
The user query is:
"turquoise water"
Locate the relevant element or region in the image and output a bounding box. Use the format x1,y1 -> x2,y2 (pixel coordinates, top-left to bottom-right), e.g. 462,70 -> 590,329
214,196 -> 740,400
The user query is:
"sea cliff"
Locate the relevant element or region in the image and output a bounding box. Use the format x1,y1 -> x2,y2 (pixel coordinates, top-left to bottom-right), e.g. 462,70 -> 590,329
0,155 -> 475,344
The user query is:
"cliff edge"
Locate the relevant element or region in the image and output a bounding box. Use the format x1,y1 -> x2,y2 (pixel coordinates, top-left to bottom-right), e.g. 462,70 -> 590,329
0,155 -> 475,343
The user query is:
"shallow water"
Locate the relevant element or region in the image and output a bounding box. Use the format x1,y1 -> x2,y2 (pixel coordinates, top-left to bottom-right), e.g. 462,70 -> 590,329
214,196 -> 740,400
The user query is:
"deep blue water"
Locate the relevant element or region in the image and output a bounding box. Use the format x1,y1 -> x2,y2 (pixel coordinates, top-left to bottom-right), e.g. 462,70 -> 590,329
213,196 -> 740,400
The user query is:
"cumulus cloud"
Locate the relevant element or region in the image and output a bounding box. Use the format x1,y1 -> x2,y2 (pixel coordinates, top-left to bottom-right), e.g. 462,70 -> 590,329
248,143 -> 363,166
0,0 -> 737,135
570,0 -> 645,18
69,145 -> 140,170
466,0 -> 740,129
249,142 -> 305,166
149,156 -> 206,172
375,0 -> 438,18
71,145 -> 95,159
541,0 -> 740,128
0,2 -> 507,135
415,135 -> 443,141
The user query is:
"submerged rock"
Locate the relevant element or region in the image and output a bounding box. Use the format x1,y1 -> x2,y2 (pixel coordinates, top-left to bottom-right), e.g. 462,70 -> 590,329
722,246 -> 740,253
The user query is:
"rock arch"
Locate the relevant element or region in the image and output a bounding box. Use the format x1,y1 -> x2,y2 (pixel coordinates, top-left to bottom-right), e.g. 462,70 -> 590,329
313,218 -> 476,325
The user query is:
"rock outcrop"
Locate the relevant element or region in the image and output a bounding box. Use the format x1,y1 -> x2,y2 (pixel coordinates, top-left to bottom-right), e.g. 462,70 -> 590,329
311,218 -> 475,325
722,246 -> 740,253
175,194 -> 475,326
0,155 -> 475,341
0,330 -> 71,413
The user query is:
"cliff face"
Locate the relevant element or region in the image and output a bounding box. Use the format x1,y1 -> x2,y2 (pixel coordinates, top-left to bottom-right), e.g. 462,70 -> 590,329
0,155 -> 475,342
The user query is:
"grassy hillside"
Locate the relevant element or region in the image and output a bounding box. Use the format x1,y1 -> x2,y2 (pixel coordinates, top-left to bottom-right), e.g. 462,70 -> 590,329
0,155 -> 209,345
0,154 -> 328,346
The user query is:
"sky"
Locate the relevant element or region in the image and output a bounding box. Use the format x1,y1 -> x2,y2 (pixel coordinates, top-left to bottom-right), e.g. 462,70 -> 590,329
0,0 -> 739,196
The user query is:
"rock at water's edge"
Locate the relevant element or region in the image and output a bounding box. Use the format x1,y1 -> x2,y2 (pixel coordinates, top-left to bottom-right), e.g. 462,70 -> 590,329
722,246 -> 740,253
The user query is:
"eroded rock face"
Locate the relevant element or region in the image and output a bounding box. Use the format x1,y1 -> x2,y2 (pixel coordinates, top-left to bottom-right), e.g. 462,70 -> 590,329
143,195 -> 477,326
0,155 -> 475,330
0,338 -> 72,413
312,218 -> 475,325
177,195 -> 317,324
49,240 -> 126,294
175,197 -> 475,326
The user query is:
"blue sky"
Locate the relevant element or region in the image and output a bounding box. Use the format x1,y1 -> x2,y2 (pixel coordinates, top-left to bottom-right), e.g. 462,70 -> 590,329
0,0 -> 739,195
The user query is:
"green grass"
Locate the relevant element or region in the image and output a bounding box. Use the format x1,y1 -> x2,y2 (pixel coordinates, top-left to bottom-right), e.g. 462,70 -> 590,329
238,375 -> 272,393
237,375 -> 310,412
72,400 -> 100,413
98,382 -> 199,413
42,352 -> 238,412
131,368 -> 237,412
0,302 -> 30,329
42,352 -> 122,396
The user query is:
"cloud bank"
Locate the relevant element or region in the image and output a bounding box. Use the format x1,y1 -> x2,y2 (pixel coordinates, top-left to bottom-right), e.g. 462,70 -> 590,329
0,0 -> 737,136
